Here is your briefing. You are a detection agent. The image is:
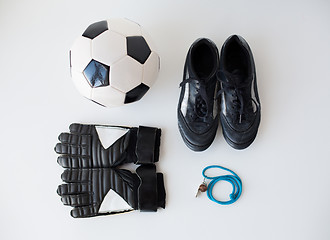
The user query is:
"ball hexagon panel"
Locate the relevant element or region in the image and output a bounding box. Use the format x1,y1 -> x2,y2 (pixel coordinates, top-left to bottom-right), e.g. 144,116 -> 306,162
107,18 -> 141,37
142,52 -> 160,87
124,83 -> 149,104
83,60 -> 109,88
71,70 -> 92,99
110,56 -> 143,93
92,30 -> 127,66
126,36 -> 151,64
82,20 -> 108,39
70,36 -> 92,73
91,86 -> 126,107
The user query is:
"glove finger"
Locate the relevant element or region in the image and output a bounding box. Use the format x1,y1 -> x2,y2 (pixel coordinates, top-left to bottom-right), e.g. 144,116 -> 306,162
71,204 -> 100,218
57,183 -> 91,196
61,169 -> 91,183
57,155 -> 92,168
54,143 -> 90,156
58,133 -> 91,145
61,193 -> 92,207
69,123 -> 93,135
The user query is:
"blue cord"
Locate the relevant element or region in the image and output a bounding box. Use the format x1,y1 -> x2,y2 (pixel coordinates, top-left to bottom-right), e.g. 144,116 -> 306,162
202,165 -> 242,205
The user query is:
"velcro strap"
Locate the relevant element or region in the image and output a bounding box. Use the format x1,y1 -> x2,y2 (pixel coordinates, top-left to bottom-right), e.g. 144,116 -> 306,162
156,173 -> 166,209
135,126 -> 161,164
136,165 -> 158,211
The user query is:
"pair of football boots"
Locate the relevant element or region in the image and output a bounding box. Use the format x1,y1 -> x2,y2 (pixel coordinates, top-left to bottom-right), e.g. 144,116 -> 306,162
178,35 -> 261,151
55,123 -> 165,217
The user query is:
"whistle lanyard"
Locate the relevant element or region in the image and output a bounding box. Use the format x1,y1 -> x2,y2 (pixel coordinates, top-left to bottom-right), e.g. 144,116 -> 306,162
202,165 -> 242,205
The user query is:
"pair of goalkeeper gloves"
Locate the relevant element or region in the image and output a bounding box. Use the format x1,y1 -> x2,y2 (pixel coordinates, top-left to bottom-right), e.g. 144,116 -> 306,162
55,123 -> 166,218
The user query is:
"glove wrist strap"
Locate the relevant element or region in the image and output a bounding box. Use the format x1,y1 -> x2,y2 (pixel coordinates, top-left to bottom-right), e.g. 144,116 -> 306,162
135,126 -> 161,164
136,165 -> 165,211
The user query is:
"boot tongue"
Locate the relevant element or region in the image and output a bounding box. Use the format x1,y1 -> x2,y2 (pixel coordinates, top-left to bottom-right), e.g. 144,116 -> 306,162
229,69 -> 244,85
187,57 -> 214,83
231,69 -> 243,76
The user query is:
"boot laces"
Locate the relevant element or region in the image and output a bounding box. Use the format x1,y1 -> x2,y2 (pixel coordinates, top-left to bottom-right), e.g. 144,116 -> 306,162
180,77 -> 211,118
216,70 -> 258,123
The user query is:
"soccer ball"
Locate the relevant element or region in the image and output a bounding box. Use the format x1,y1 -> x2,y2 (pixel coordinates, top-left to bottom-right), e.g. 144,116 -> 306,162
69,18 -> 160,107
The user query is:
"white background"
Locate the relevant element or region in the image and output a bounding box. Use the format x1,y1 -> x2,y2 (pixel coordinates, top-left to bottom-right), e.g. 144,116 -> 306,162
1,0 -> 330,239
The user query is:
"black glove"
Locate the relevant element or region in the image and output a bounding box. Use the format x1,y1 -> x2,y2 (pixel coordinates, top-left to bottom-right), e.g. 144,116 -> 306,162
57,165 -> 166,218
55,123 -> 161,168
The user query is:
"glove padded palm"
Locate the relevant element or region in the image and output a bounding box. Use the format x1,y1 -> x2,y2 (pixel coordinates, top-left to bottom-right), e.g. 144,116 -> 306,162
57,165 -> 165,218
55,123 -> 161,168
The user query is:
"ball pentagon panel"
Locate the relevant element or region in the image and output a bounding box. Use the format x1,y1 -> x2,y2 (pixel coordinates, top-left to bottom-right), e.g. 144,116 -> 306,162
83,60 -> 110,88
124,83 -> 149,104
82,20 -> 108,39
126,36 -> 151,64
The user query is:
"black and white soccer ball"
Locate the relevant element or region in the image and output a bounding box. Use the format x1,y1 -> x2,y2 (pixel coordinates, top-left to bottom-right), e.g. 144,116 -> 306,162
69,18 -> 160,107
